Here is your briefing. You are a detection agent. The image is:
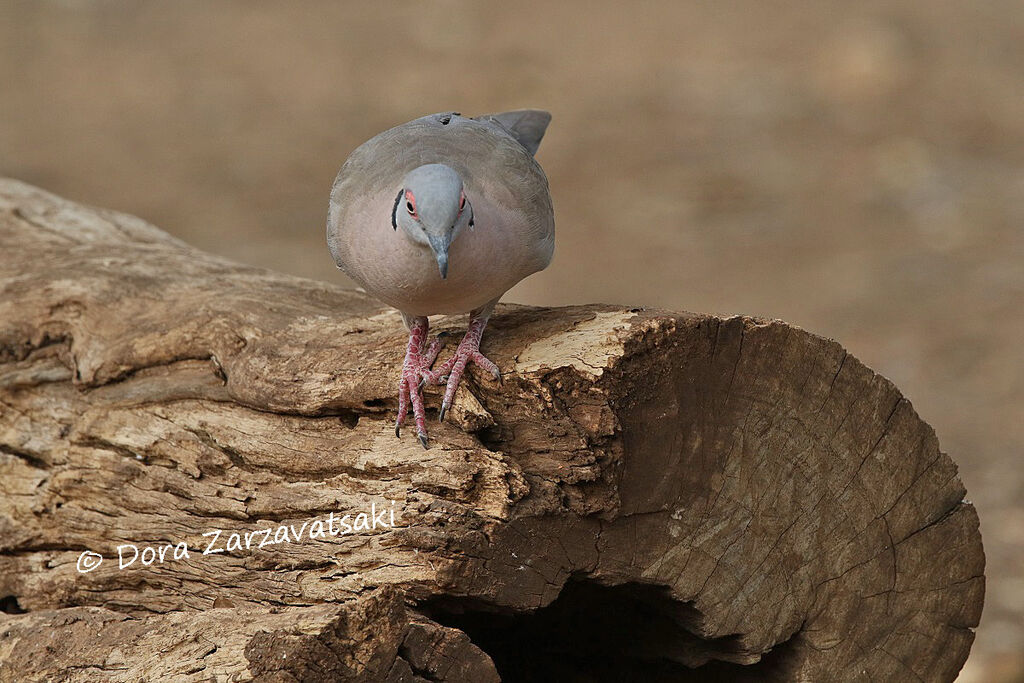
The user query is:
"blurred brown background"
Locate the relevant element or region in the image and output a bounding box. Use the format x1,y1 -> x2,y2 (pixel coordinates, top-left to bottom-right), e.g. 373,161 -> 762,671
1,0 -> 1021,679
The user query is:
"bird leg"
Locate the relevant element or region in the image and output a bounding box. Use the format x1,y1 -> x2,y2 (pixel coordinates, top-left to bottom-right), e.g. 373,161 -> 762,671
395,316 -> 446,448
428,309 -> 501,423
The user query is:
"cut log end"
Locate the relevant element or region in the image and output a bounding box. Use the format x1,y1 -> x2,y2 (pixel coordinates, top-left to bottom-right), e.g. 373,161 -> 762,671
0,178 -> 984,681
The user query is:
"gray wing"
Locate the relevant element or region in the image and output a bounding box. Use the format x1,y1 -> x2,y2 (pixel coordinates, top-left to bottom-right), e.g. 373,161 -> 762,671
475,110 -> 551,157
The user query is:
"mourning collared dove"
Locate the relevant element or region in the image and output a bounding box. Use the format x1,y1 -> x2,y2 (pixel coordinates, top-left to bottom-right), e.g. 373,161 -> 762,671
327,110 -> 555,447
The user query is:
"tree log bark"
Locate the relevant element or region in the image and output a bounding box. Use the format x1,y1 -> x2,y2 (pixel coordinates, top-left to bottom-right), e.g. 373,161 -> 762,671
0,179 -> 983,681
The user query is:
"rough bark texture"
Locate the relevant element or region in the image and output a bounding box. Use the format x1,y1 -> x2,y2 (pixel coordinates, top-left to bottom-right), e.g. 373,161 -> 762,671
0,179 -> 983,681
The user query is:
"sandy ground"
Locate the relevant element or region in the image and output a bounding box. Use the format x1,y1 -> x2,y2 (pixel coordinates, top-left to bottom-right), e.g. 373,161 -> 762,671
1,1 -> 1022,679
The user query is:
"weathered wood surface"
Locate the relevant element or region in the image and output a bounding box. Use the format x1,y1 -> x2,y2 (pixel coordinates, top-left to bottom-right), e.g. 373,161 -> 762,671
0,179 -> 983,681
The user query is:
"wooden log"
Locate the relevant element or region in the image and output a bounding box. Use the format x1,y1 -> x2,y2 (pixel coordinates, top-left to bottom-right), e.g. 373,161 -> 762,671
0,179 -> 983,681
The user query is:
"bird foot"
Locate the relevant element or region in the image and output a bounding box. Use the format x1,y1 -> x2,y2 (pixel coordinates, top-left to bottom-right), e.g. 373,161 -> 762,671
395,321 -> 447,447
427,329 -> 501,423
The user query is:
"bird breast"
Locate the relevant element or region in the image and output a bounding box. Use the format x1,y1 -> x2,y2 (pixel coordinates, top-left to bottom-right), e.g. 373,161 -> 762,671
332,188 -> 550,317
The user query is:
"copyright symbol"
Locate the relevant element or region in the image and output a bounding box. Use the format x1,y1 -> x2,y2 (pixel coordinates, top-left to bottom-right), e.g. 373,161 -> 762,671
77,551 -> 102,573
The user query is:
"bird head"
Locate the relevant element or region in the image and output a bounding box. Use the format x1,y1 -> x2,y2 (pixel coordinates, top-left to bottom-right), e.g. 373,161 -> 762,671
392,163 -> 473,279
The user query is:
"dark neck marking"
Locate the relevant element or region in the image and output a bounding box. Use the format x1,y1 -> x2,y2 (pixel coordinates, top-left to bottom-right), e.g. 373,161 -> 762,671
391,189 -> 404,230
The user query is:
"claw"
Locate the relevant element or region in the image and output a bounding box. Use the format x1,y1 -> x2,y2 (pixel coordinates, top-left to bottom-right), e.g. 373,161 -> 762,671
395,313 -> 502,446
397,317 -> 437,445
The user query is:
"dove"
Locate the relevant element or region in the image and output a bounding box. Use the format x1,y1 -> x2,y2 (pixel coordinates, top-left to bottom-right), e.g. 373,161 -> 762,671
327,110 -> 555,447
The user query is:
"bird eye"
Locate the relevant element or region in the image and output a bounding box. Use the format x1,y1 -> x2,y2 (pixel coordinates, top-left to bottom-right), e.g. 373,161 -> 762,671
458,192 -> 466,213
406,201 -> 415,213
404,190 -> 417,217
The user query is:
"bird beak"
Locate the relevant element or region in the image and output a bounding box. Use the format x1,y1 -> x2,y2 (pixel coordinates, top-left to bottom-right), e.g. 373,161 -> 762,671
436,251 -> 449,279
428,234 -> 450,280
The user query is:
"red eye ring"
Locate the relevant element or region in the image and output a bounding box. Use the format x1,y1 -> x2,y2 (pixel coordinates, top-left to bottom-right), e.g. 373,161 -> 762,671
405,190 -> 418,218
458,191 -> 466,213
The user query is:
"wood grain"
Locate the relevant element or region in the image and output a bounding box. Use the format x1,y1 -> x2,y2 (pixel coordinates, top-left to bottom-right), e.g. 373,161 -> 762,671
0,179 -> 983,681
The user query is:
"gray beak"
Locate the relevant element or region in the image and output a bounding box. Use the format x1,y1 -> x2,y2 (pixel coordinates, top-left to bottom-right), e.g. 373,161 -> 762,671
428,234 -> 450,280
436,251 -> 448,279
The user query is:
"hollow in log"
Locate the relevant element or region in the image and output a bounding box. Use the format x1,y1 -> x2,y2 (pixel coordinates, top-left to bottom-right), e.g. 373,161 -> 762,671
0,179 -> 984,681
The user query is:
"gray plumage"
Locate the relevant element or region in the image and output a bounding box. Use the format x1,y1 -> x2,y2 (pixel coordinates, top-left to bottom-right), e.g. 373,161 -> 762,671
476,109 -> 552,156
327,110 -> 555,317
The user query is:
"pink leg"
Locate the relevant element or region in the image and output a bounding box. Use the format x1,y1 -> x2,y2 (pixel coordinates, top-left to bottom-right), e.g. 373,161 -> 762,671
395,317 -> 447,448
428,311 -> 501,423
